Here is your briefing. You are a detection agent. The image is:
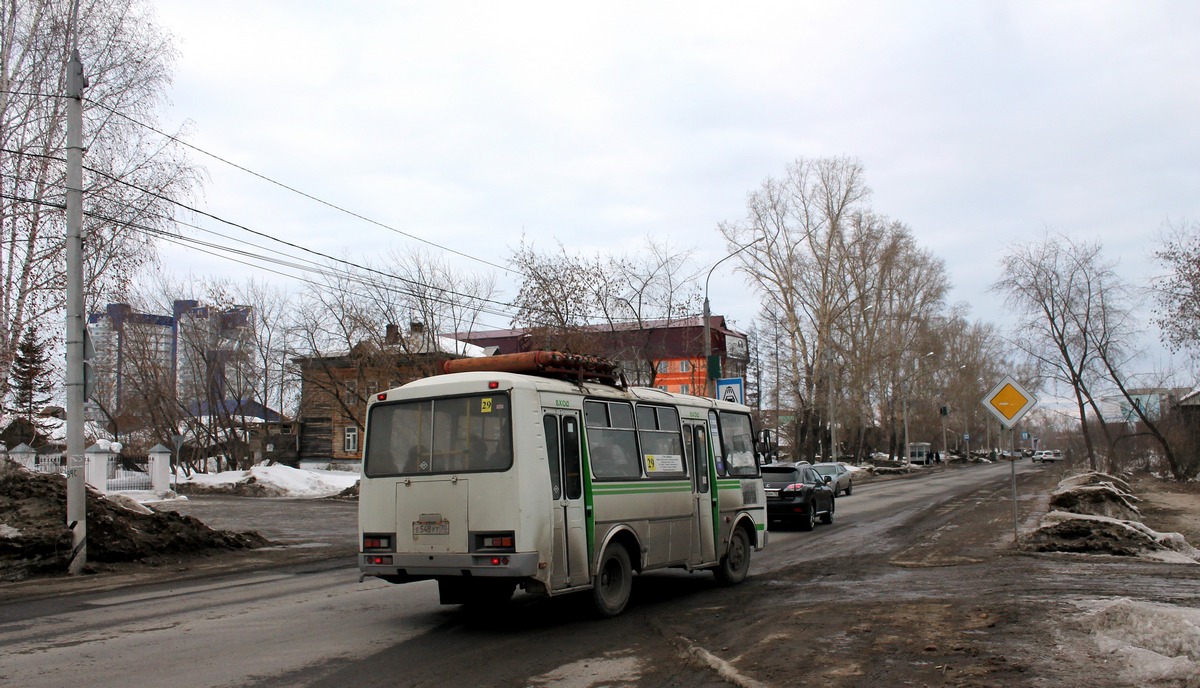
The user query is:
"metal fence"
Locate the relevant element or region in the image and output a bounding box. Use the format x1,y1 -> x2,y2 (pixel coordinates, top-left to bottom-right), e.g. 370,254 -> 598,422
32,456 -> 65,474
9,454 -> 151,491
106,458 -> 151,491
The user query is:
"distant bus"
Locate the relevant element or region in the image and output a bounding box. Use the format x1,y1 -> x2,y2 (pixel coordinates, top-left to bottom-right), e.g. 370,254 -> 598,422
358,351 -> 767,617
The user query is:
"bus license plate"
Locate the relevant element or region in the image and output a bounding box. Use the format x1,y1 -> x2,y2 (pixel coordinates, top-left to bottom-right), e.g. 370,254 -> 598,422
413,521 -> 449,536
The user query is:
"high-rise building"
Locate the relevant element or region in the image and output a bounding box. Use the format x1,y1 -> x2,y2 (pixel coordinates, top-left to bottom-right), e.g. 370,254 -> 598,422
86,300 -> 256,422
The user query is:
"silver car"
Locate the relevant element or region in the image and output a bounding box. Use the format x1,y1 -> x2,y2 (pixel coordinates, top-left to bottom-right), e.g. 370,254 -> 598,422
812,462 -> 853,496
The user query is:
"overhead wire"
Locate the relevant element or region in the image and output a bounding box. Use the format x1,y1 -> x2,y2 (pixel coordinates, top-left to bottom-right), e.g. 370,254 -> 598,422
82,97 -> 518,275
1,148 -> 539,320
1,187 -> 519,330
3,95 -> 668,330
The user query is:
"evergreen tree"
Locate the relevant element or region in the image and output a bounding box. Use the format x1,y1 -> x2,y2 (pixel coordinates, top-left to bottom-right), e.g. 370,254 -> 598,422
7,325 -> 57,443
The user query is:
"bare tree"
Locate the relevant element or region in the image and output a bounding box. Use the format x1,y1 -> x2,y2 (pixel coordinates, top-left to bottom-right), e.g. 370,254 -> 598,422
0,0 -> 201,397
508,237 -> 610,354
993,233 -> 1166,472
721,157 -> 950,461
291,252 -> 498,463
508,237 -> 701,384
1153,220 -> 1200,357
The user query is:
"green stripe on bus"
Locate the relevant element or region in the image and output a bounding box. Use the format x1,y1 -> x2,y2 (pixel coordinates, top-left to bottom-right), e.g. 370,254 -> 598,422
592,484 -> 692,495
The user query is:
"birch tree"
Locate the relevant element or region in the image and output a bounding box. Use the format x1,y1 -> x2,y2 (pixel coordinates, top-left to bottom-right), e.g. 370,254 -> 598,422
0,0 -> 199,397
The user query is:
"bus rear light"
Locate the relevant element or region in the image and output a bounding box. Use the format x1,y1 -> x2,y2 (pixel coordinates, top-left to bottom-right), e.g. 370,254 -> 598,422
376,393 -> 387,401
488,381 -> 499,389
489,556 -> 510,566
473,532 -> 516,552
363,534 -> 393,551
368,555 -> 393,565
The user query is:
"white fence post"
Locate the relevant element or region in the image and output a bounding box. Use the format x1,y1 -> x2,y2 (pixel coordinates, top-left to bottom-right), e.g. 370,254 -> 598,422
148,444 -> 172,492
85,443 -> 113,493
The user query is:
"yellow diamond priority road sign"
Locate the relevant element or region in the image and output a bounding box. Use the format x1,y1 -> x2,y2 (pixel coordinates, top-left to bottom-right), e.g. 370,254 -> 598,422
982,375 -> 1037,428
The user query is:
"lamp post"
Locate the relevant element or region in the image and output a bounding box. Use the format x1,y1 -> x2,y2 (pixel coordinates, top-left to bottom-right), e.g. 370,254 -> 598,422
703,238 -> 763,397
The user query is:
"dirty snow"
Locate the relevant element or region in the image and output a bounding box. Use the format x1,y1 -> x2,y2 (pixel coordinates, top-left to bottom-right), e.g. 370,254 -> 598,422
1085,598 -> 1200,686
1034,511 -> 1200,563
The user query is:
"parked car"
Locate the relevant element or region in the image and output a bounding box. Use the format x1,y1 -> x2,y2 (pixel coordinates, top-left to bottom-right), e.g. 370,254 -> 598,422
762,462 -> 835,531
812,462 -> 853,496
1032,450 -> 1061,462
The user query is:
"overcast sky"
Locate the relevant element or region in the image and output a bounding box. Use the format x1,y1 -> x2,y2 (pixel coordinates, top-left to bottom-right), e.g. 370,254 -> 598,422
148,1 -> 1199,373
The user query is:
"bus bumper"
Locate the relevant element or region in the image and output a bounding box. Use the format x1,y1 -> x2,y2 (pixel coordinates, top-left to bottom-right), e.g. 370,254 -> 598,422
359,551 -> 541,581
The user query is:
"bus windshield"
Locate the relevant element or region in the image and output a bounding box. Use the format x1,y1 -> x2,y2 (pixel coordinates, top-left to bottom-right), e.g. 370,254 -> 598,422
720,412 -> 759,477
364,392 -> 513,477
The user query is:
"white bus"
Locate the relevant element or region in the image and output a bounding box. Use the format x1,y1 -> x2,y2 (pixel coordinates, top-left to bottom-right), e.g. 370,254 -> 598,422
358,351 -> 767,617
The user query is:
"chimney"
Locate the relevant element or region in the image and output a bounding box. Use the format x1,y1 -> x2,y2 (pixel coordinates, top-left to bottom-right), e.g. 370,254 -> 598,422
409,321 -> 425,335
385,323 -> 400,345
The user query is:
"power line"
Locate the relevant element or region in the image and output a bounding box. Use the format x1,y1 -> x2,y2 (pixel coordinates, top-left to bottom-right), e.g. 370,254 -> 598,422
1,189 -> 519,329
2,146 -> 537,320
82,97 -> 518,275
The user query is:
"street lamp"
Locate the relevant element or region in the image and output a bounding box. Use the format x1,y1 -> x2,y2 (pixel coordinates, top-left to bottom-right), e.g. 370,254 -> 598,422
703,238 -> 763,397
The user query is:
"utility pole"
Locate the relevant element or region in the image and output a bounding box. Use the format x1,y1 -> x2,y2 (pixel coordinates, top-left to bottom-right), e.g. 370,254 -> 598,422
826,344 -> 836,461
65,46 -> 89,574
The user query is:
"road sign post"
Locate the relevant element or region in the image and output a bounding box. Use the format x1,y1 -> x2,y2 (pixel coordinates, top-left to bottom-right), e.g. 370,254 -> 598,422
981,375 -> 1039,545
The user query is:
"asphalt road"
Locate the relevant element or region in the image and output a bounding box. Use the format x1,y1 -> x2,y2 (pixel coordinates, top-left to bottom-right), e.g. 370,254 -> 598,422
0,461 -> 1053,688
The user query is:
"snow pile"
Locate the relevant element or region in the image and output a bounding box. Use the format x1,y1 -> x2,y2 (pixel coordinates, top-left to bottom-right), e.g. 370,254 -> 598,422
102,493 -> 155,515
1049,484 -> 1141,521
0,459 -> 271,580
178,463 -> 360,498
1088,598 -> 1200,686
1025,471 -> 1199,562
1027,511 -> 1200,563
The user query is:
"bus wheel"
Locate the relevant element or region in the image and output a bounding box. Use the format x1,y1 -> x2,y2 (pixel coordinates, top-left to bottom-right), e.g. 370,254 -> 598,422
592,543 -> 633,618
714,527 -> 751,586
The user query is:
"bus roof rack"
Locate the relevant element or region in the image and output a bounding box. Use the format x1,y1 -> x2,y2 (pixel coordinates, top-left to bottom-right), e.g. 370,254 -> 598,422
440,350 -> 624,386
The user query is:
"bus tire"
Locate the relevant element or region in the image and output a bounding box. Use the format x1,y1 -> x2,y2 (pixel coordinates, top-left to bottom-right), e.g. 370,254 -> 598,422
714,526 -> 751,586
592,543 -> 633,618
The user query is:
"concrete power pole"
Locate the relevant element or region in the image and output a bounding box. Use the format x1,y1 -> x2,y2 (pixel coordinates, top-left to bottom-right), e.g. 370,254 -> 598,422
65,48 -> 89,574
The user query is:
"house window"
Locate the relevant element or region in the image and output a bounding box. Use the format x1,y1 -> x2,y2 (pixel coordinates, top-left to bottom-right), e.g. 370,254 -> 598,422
346,380 -> 358,406
680,384 -> 690,395
680,360 -> 691,372
657,361 -> 669,374
344,427 -> 358,453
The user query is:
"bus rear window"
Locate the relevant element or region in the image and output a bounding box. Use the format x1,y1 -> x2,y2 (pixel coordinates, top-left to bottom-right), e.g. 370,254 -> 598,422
364,393 -> 513,477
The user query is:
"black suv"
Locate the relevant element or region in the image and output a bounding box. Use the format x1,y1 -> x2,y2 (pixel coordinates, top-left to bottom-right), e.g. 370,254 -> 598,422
762,462 -> 835,531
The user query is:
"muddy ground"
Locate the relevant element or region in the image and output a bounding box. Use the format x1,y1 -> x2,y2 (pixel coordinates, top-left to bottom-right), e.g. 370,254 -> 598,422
2,459 -> 1198,686
639,465 -> 1200,688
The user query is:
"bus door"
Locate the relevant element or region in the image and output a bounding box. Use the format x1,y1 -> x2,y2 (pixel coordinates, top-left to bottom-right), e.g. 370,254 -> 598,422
543,410 -> 589,588
684,420 -> 716,565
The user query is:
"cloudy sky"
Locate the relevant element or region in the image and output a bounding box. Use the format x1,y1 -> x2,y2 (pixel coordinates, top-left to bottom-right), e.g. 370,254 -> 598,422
148,1 -> 1199,371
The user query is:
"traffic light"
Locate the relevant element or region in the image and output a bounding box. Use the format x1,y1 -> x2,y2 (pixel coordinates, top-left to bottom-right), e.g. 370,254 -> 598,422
939,405 -> 948,416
